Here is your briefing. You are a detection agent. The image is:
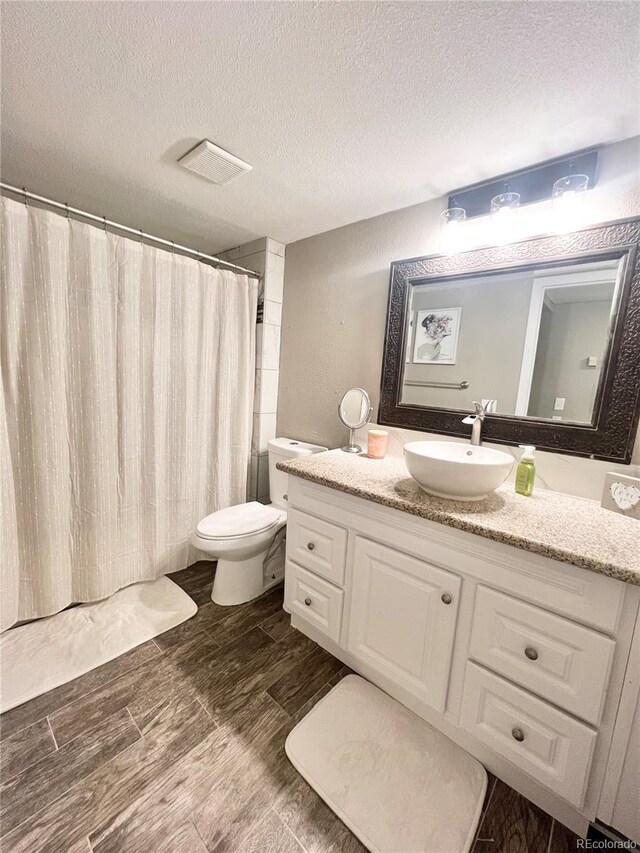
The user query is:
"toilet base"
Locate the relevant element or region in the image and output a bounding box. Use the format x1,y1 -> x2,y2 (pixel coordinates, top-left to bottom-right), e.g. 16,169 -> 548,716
212,550 -> 273,606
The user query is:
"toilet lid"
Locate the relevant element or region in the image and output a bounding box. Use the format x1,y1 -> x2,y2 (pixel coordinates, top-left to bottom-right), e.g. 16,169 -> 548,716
196,501 -> 284,540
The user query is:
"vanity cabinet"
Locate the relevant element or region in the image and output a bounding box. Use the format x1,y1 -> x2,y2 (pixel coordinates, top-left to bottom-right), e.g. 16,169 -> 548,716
348,538 -> 461,712
282,475 -> 640,839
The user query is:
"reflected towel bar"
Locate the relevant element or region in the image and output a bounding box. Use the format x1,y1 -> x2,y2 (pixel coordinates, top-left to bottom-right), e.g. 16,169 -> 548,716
404,379 -> 469,390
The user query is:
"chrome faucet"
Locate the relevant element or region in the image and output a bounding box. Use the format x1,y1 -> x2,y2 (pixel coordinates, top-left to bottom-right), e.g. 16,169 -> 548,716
462,401 -> 487,446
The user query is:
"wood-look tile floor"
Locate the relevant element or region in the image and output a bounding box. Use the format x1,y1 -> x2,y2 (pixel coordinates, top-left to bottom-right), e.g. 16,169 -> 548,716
0,562 -> 586,852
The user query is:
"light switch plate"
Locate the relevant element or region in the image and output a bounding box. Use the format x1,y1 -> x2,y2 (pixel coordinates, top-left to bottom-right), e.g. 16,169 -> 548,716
601,473 -> 640,520
554,397 -> 565,411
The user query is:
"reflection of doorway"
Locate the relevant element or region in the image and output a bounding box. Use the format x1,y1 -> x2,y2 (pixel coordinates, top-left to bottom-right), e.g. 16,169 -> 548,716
514,262 -> 618,420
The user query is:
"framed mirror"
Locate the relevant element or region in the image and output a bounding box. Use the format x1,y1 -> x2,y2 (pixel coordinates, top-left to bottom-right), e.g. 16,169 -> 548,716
379,218 -> 640,462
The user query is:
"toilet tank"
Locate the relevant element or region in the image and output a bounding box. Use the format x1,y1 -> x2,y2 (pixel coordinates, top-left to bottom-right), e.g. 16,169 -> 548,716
268,437 -> 327,508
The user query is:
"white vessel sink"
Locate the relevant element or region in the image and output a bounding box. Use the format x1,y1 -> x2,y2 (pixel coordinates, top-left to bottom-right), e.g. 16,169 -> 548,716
404,441 -> 514,501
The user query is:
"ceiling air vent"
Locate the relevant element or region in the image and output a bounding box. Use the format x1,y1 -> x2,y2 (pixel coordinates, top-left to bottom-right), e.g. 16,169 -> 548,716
177,140 -> 253,185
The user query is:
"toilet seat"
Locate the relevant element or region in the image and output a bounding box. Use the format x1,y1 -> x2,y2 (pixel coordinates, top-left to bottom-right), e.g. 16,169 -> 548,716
196,501 -> 285,541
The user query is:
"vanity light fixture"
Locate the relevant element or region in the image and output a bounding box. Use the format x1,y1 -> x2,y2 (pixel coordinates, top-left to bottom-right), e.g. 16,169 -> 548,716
552,171 -> 589,233
440,204 -> 467,254
447,148 -> 598,222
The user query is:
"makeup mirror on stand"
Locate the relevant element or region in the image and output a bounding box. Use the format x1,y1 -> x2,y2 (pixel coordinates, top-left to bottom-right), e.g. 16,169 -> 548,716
338,388 -> 373,453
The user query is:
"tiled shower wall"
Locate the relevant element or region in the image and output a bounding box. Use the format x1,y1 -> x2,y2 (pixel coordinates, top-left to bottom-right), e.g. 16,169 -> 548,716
218,238 -> 285,502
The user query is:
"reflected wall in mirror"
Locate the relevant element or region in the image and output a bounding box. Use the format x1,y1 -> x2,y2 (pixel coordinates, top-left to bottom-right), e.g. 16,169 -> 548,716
379,218 -> 640,462
523,261 -> 617,421
401,257 -> 620,425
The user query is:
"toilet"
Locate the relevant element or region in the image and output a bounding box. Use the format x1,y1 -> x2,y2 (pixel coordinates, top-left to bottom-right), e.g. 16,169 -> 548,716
192,437 -> 327,606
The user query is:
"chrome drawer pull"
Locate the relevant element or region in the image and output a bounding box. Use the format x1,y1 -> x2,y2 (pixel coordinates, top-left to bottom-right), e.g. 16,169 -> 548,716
524,647 -> 539,661
307,542 -> 315,551
441,593 -> 452,605
304,597 -> 312,606
512,727 -> 525,742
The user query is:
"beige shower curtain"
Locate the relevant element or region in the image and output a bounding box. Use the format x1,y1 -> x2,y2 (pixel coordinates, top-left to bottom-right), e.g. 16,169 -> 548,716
0,196 -> 257,631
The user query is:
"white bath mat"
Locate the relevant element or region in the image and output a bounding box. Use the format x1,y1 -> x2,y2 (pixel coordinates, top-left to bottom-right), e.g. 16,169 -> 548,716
285,675 -> 487,853
0,577 -> 197,713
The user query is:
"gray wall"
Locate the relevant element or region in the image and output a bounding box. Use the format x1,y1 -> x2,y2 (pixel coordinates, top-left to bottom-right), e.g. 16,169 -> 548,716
277,137 -> 640,472
277,194 -> 443,449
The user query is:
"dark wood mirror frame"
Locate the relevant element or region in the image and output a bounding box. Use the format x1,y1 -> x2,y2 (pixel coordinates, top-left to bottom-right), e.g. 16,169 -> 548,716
379,217 -> 640,463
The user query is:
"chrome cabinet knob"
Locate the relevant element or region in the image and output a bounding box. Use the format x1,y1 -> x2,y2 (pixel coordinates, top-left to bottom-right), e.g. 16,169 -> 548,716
304,597 -> 312,607
307,542 -> 315,551
441,593 -> 453,605
512,727 -> 525,742
524,647 -> 539,661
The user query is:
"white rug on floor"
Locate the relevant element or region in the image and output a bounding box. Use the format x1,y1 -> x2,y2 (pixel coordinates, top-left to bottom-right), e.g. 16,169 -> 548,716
285,675 -> 487,853
0,577 -> 197,713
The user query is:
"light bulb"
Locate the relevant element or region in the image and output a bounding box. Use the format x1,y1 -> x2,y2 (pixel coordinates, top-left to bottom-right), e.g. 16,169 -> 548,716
490,192 -> 520,245
552,174 -> 589,233
440,207 -> 466,254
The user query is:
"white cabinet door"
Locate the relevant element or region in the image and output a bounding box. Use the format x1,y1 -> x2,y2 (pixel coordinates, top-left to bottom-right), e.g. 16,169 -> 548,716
600,606 -> 640,844
610,693 -> 640,844
347,537 -> 461,712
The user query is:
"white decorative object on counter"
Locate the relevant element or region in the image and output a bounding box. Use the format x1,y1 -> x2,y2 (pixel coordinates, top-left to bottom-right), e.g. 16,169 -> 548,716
602,472 -> 640,520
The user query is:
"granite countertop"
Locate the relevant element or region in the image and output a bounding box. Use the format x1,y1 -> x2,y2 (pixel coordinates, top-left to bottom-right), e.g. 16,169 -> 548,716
278,449 -> 640,586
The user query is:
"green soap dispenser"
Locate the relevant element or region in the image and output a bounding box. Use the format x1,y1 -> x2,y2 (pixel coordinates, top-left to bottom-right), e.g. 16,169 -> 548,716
515,445 -> 536,496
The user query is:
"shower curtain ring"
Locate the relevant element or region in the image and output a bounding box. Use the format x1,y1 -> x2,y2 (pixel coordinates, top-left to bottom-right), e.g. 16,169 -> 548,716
65,203 -> 70,219
22,188 -> 28,207
139,229 -> 144,243
102,215 -> 107,232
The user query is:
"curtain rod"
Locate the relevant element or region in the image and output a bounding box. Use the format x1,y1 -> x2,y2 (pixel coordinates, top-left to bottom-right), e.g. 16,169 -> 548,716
0,183 -> 262,279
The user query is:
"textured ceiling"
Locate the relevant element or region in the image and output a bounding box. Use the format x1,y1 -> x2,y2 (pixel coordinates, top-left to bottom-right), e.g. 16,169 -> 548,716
2,1 -> 639,253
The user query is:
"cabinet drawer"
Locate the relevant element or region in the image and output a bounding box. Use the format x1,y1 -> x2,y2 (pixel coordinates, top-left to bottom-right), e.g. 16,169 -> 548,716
286,509 -> 347,585
285,561 -> 344,642
460,663 -> 596,807
470,586 -> 615,726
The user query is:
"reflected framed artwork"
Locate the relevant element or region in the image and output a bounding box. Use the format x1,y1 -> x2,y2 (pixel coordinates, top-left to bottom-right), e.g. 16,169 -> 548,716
412,308 -> 462,364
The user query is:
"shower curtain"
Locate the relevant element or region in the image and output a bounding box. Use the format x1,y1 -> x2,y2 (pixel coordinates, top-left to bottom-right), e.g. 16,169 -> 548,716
0,196 -> 257,632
